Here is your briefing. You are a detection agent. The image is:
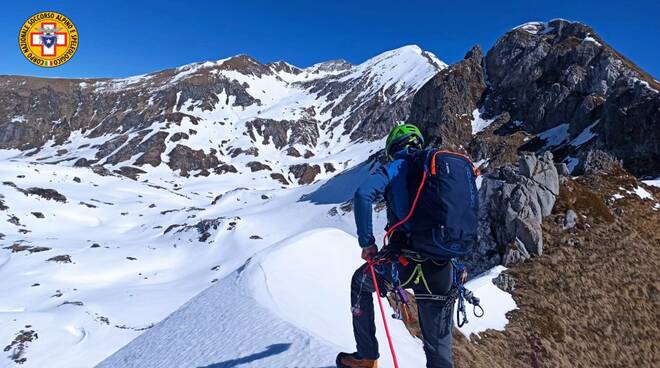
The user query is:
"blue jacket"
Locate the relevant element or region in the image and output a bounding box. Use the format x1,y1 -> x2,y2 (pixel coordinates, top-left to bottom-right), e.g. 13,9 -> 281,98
354,149 -> 413,248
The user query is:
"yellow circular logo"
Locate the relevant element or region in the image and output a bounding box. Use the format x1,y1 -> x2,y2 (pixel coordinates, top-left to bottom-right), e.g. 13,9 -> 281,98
18,11 -> 78,68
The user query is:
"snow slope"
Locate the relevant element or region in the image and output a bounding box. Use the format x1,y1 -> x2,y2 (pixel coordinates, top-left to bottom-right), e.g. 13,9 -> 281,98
0,156 -> 359,367
98,229 -> 515,368
0,153 -> 516,367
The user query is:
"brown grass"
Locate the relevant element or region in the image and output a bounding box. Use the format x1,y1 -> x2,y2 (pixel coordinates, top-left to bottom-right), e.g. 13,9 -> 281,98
450,173 -> 659,367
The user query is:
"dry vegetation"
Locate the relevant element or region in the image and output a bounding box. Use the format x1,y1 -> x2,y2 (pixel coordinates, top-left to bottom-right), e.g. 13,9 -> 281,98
451,173 -> 659,367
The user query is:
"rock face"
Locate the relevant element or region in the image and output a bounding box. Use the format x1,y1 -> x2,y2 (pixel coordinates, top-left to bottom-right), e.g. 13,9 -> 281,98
167,145 -> 222,177
466,152 -> 559,274
246,161 -> 272,172
407,46 -> 486,149
405,19 -> 658,177
580,149 -> 623,175
270,173 -> 289,185
246,118 -> 319,149
484,20 -> 659,176
289,164 -> 321,185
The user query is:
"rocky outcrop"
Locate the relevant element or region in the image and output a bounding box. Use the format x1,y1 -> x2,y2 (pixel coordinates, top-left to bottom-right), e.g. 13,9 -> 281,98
285,147 -> 301,157
306,59 -> 352,74
267,61 -> 303,75
114,166 -> 147,180
133,132 -> 169,167
270,173 -> 289,185
167,145 -> 223,177
466,152 -> 559,274
216,55 -> 273,78
10,186 -> 68,203
246,118 -> 319,149
579,149 -> 624,175
228,147 -> 259,158
407,46 -> 486,149
46,255 -> 72,263
169,132 -> 189,142
289,164 -> 321,185
246,161 -> 272,172
484,19 -> 659,176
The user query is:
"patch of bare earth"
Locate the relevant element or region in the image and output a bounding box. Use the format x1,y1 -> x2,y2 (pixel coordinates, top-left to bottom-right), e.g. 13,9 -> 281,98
453,172 -> 659,367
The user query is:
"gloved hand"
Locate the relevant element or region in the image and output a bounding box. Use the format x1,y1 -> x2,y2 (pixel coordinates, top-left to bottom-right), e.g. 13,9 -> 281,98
361,245 -> 378,261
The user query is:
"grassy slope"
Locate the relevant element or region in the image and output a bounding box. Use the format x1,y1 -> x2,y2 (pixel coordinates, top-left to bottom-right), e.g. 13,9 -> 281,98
453,172 -> 659,367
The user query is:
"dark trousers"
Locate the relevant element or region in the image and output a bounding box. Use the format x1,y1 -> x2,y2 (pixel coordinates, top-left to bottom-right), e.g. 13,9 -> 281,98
350,259 -> 454,368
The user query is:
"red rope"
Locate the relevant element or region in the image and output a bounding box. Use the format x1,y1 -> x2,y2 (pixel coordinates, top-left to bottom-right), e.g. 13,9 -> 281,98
383,170 -> 428,247
368,260 -> 399,368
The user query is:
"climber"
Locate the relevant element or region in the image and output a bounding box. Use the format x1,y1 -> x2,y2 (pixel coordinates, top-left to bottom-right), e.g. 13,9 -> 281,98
336,123 -> 479,368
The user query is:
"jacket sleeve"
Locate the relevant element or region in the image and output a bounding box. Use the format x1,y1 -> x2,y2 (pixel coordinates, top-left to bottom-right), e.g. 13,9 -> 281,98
353,167 -> 389,248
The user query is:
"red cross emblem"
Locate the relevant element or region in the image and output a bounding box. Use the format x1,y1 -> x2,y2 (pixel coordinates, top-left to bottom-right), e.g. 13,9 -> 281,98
30,22 -> 67,57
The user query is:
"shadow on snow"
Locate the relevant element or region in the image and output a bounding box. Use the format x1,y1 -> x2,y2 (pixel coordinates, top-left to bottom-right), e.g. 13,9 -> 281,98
198,343 -> 291,368
299,158 -> 378,205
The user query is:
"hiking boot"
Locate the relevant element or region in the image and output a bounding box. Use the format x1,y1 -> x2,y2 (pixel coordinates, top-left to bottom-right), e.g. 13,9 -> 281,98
336,352 -> 378,368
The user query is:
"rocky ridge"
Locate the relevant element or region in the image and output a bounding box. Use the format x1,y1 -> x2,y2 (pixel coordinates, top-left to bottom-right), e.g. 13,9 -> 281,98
408,19 -> 659,177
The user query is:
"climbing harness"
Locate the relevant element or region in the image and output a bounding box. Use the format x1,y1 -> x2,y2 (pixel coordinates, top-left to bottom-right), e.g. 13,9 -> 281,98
358,252 -> 485,368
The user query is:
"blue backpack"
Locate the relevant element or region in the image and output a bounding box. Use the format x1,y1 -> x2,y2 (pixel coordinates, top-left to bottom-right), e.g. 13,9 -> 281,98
387,149 -> 479,260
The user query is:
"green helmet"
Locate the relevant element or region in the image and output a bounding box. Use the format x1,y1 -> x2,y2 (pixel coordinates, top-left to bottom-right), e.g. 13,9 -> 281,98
385,123 -> 424,159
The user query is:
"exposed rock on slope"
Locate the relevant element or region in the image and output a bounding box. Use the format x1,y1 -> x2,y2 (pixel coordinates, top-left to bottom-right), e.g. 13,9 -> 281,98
246,118 -> 319,149
467,152 -> 559,275
407,46 -> 486,149
406,19 -> 658,176
289,164 -> 321,185
484,19 -> 659,176
167,145 -> 223,177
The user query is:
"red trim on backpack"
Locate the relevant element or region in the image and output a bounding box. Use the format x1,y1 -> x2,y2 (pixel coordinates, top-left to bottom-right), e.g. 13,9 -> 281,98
431,150 -> 480,176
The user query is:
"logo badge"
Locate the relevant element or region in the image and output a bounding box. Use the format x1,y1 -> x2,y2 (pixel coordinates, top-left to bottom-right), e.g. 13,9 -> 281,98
18,11 -> 79,68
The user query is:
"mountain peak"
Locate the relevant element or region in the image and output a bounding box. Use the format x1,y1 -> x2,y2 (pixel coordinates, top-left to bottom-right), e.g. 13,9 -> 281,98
305,59 -> 352,74
361,45 -> 447,71
216,54 -> 273,76
267,60 -> 303,75
511,19 -> 594,38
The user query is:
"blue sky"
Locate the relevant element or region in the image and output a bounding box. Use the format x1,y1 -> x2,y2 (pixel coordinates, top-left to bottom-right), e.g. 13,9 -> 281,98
2,0 -> 659,78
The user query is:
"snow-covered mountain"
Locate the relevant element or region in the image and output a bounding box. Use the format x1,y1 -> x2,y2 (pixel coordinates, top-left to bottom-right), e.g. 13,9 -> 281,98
0,45 -> 444,185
